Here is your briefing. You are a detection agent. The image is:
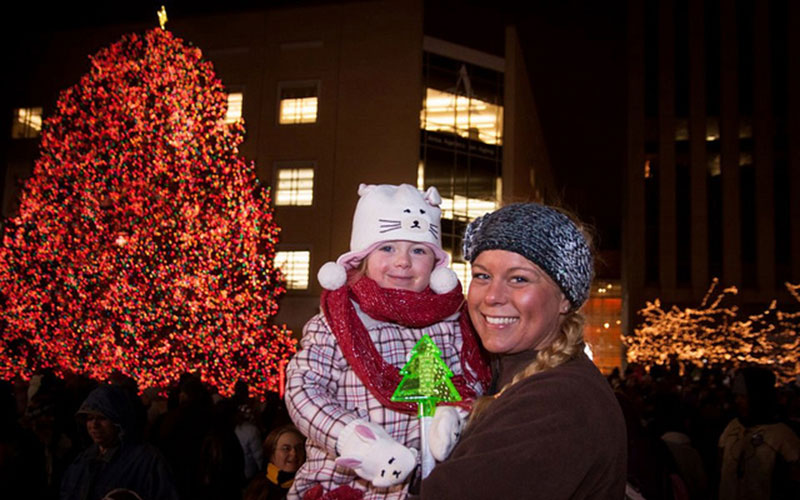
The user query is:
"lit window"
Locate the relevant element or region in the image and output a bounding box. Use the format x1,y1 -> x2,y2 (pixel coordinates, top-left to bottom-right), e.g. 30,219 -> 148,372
225,92 -> 243,124
451,260 -> 472,293
440,194 -> 498,221
275,167 -> 314,206
417,161 -> 425,191
12,107 -> 43,138
417,163 -> 499,220
275,250 -> 310,290
421,88 -> 503,145
278,82 -> 318,124
582,282 -> 623,375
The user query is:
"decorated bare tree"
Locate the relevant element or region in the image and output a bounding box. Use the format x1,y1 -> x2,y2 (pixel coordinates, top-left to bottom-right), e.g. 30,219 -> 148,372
624,279 -> 800,383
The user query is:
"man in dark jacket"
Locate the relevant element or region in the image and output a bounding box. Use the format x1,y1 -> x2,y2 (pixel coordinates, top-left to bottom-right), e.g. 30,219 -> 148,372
60,384 -> 179,500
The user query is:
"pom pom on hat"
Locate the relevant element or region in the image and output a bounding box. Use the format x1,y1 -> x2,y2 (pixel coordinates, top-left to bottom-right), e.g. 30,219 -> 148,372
429,267 -> 459,294
318,261 -> 347,290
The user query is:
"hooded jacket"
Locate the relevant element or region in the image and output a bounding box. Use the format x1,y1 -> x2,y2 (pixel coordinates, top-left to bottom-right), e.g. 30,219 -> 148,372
60,385 -> 179,500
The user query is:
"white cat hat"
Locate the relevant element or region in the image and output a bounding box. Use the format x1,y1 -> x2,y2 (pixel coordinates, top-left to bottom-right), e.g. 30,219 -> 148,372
317,183 -> 459,293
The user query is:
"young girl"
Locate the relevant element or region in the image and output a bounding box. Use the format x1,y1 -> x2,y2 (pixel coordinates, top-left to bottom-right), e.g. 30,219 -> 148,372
285,184 -> 490,500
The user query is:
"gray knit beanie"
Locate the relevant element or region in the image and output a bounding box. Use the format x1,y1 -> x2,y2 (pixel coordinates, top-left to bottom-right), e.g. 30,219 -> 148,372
462,203 -> 593,308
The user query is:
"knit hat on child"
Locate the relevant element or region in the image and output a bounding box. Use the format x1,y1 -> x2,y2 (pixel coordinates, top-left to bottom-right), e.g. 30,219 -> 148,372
317,183 -> 459,293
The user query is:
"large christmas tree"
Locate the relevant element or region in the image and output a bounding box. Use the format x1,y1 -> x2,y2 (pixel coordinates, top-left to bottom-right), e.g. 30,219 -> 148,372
0,27 -> 295,397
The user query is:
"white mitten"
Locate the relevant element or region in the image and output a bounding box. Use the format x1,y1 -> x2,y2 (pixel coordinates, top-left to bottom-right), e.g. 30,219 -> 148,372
335,420 -> 418,488
429,406 -> 468,461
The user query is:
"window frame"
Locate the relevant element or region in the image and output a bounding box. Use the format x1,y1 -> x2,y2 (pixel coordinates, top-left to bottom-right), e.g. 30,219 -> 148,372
274,248 -> 312,291
273,161 -> 316,207
224,89 -> 244,125
11,107 -> 43,139
276,80 -> 320,125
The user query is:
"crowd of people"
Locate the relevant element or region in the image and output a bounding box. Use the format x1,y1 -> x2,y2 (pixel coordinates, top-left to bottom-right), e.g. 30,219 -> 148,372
0,370 -> 305,500
0,350 -> 800,500
611,362 -> 800,499
1,359 -> 798,499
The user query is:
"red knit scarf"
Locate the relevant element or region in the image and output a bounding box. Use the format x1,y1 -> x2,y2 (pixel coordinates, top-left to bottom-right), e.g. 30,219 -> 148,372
320,276 -> 491,415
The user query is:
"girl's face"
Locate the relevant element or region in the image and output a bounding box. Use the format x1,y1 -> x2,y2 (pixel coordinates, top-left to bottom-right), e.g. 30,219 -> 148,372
364,240 -> 436,292
270,431 -> 305,473
467,249 -> 570,354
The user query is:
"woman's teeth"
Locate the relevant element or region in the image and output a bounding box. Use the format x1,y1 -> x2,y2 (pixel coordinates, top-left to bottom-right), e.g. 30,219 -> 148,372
485,316 -> 517,325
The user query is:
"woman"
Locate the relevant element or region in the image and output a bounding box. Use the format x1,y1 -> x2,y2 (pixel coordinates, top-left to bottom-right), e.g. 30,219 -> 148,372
421,203 -> 627,499
244,424 -> 307,500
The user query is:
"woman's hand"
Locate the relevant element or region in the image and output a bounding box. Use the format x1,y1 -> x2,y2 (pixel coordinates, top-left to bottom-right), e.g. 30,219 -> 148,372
429,406 -> 468,461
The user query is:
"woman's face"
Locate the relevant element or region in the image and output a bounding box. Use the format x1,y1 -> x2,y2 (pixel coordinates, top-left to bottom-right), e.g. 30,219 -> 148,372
271,431 -> 305,473
467,249 -> 570,354
364,240 -> 436,292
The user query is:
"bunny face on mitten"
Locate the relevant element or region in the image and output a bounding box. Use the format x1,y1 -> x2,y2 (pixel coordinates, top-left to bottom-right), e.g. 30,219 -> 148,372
335,420 -> 418,488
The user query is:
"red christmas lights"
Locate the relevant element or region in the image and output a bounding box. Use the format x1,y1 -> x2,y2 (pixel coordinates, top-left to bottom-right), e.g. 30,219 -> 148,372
0,28 -> 295,398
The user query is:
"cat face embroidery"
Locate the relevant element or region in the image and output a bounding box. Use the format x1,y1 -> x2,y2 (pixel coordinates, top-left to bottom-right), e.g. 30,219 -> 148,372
378,205 -> 439,240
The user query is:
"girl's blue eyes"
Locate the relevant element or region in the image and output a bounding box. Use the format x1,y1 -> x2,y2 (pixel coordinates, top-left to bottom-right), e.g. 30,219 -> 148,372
378,245 -> 429,255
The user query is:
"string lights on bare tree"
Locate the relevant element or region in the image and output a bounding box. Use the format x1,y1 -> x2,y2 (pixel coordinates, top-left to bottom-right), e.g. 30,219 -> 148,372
624,279 -> 800,383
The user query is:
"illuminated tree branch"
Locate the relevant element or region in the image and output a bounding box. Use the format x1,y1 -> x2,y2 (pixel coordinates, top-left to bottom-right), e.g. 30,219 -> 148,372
624,279 -> 800,384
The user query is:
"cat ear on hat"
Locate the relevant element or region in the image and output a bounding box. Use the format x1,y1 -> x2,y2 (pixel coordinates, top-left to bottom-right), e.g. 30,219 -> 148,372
358,183 -> 376,197
423,186 -> 442,206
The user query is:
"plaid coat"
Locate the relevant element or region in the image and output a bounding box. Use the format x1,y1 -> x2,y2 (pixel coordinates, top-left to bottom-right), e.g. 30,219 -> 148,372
285,303 -> 485,500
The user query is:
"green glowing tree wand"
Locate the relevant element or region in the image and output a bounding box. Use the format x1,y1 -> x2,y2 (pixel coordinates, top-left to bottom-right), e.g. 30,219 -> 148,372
391,334 -> 461,478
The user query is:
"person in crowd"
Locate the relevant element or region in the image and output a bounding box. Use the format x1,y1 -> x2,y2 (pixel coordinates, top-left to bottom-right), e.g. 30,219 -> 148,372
101,489 -> 144,500
718,366 -> 800,500
1,379 -> 48,499
285,184 -> 490,499
25,386 -> 77,498
153,374 -> 214,498
60,384 -> 178,500
234,381 -> 266,482
419,202 -> 627,498
244,424 -> 307,500
655,393 -> 708,499
195,397 -> 246,500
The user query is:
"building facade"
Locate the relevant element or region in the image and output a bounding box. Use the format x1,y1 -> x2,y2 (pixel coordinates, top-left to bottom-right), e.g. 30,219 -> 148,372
4,0 -> 560,335
624,0 -> 800,337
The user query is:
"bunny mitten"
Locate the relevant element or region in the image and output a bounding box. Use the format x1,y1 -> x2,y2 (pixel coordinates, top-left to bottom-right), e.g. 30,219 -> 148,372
429,406 -> 469,461
335,420 -> 418,488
